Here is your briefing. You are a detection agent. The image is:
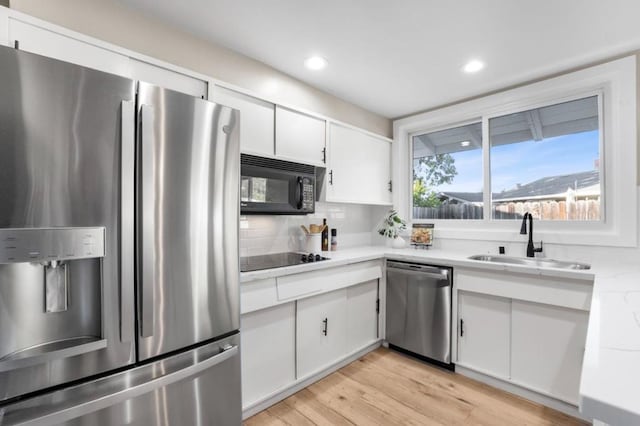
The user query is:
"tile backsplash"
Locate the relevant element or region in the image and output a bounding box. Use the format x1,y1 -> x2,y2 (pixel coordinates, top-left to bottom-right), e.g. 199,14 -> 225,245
240,202 -> 389,256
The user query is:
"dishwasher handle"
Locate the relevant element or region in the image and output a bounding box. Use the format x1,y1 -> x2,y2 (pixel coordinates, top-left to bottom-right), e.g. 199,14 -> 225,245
387,261 -> 450,280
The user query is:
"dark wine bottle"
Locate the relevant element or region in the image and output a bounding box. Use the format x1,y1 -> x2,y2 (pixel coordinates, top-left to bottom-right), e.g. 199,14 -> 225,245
321,218 -> 329,251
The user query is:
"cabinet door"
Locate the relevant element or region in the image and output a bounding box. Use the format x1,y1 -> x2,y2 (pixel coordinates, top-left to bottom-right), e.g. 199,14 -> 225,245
346,280 -> 379,353
327,123 -> 392,205
511,300 -> 588,404
241,303 -> 296,408
296,289 -> 347,379
8,19 -> 130,77
130,59 -> 207,99
457,291 -> 511,379
275,106 -> 326,166
213,86 -> 275,157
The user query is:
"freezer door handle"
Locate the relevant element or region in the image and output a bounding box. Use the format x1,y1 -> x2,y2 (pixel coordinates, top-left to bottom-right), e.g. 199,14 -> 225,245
9,344 -> 239,426
120,100 -> 135,343
140,104 -> 155,338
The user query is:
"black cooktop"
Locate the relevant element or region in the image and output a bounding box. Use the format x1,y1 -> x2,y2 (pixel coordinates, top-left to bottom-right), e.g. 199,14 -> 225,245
240,252 -> 330,272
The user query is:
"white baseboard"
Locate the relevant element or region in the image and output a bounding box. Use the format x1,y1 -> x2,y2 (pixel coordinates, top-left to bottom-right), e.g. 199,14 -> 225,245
456,365 -> 591,422
242,340 -> 382,420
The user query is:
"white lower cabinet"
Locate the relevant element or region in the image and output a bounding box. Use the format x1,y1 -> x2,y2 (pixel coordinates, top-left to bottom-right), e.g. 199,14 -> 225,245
457,291 -> 511,379
510,300 -> 588,404
296,289 -> 348,378
455,269 -> 592,406
346,280 -> 379,353
241,302 -> 296,409
240,261 -> 382,413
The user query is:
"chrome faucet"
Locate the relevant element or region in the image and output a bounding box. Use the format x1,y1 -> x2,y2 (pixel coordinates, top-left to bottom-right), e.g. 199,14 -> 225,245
520,212 -> 543,258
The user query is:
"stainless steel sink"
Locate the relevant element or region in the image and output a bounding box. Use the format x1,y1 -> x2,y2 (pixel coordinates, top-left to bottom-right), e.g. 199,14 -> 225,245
468,254 -> 591,270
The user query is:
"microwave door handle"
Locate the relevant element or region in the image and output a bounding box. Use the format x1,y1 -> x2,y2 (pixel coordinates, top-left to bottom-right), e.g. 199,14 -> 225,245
296,177 -> 304,209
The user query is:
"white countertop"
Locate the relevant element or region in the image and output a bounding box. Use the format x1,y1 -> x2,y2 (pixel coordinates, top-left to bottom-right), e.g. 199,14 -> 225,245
240,245 -> 639,424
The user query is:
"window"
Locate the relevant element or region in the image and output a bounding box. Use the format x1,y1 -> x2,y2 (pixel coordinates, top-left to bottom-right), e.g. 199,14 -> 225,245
410,95 -> 601,222
412,122 -> 483,219
490,96 -> 601,221
395,55 -> 636,247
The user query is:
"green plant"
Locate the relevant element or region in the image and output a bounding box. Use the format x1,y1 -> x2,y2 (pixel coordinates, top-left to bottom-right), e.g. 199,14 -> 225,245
377,209 -> 407,239
413,179 -> 442,207
413,153 -> 458,207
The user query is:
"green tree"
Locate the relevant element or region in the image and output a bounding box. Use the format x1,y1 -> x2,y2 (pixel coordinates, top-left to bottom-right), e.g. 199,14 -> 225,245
413,153 -> 457,207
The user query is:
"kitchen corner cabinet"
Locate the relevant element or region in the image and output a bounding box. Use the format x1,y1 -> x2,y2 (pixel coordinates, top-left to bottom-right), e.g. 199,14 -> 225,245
275,106 -> 326,167
346,280 -> 379,353
212,85 -> 275,157
510,300 -> 588,405
327,123 -> 392,205
457,291 -> 511,379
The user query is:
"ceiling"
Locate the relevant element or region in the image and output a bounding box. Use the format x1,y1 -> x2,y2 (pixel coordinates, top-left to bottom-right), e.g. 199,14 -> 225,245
118,0 -> 640,119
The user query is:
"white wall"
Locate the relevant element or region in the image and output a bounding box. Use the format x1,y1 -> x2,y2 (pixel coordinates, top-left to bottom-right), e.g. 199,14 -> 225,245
9,0 -> 391,137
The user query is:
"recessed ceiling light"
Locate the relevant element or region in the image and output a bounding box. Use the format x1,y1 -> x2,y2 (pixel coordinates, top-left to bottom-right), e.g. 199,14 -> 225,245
461,140 -> 471,147
304,56 -> 328,71
463,60 -> 484,73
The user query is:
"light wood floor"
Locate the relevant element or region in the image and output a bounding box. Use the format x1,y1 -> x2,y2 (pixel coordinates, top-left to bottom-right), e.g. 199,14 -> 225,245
245,347 -> 588,426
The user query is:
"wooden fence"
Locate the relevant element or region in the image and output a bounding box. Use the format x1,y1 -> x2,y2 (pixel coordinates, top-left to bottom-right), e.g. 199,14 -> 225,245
413,204 -> 483,219
414,198 -> 600,220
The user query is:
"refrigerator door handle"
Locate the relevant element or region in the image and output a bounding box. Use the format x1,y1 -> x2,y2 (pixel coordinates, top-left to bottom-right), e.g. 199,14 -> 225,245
140,104 -> 155,338
10,344 -> 239,426
120,100 -> 135,344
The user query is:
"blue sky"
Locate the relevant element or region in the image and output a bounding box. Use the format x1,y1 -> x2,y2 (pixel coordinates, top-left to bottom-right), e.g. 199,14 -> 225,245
421,130 -> 600,193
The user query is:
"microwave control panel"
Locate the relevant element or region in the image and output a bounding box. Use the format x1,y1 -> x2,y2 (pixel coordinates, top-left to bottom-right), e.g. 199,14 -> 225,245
302,177 -> 314,211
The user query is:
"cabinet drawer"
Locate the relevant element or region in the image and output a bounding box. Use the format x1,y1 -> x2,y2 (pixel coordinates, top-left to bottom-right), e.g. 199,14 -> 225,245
241,278 -> 278,314
276,261 -> 382,301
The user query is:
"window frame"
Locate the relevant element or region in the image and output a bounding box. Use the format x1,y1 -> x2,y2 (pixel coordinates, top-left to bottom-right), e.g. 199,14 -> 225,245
393,56 -> 637,247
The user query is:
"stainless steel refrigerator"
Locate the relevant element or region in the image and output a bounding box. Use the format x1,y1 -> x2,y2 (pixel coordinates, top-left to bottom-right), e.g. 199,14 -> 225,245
0,44 -> 240,425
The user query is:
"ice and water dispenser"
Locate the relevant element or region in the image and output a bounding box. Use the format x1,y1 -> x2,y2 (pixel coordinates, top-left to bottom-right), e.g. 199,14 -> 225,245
0,227 -> 106,371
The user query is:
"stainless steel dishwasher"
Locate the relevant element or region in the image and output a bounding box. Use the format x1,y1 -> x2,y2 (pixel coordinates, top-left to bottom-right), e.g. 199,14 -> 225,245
386,260 -> 453,367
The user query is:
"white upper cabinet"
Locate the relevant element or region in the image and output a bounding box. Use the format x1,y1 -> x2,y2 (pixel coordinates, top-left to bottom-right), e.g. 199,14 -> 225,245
327,123 -> 392,205
130,59 -> 207,99
0,8 -> 9,47
8,19 -> 130,77
7,19 -> 209,100
212,86 -> 275,157
275,106 -> 326,166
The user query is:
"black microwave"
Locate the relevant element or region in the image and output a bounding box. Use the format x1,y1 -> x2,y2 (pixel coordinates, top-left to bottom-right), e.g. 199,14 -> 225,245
240,154 -> 316,215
